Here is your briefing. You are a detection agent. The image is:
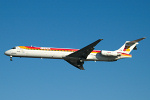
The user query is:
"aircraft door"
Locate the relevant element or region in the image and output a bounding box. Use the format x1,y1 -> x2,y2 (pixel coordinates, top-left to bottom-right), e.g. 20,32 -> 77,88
17,47 -> 26,56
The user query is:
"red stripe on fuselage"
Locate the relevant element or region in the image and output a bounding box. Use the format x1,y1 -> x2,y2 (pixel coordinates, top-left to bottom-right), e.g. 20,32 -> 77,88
25,46 -> 41,49
24,46 -> 101,53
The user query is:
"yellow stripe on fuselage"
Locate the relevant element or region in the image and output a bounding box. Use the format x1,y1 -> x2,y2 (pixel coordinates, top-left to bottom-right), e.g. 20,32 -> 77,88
18,46 -> 100,54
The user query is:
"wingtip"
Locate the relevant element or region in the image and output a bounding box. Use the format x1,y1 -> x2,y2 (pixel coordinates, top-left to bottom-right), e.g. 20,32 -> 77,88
143,37 -> 146,39
98,39 -> 103,41
79,66 -> 85,70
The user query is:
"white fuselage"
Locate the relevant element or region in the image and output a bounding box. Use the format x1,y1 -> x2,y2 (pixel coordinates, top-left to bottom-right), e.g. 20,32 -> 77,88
5,46 -> 123,61
4,38 -> 145,70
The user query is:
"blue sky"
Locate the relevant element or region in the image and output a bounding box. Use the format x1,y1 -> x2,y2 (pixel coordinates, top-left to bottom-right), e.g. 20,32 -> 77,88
0,0 -> 150,100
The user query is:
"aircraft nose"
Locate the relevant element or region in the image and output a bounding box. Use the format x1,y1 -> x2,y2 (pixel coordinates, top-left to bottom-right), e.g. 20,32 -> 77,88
4,50 -> 11,56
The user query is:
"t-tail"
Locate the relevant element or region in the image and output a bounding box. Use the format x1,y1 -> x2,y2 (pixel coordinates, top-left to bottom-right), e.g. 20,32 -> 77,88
116,37 -> 146,58
101,37 -> 146,59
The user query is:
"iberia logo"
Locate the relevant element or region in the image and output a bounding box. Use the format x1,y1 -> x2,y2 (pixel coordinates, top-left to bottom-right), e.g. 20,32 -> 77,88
124,46 -> 130,52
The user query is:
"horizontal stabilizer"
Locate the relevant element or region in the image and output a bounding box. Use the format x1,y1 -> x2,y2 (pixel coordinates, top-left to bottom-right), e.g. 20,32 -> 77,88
127,37 -> 146,44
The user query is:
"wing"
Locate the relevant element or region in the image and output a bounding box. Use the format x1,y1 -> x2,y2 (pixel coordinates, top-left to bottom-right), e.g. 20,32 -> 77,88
64,39 -> 103,70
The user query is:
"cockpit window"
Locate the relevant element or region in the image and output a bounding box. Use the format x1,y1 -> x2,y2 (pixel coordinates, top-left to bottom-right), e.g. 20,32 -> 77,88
12,47 -> 16,49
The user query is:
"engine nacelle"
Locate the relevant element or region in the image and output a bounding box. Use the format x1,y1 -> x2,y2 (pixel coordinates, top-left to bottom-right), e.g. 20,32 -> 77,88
101,50 -> 121,56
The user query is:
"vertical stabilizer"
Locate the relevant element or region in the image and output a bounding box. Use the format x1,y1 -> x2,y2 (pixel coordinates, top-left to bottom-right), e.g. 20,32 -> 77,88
117,37 -> 146,54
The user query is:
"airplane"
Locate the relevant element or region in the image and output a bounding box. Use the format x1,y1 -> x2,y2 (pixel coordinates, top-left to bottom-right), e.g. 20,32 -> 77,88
4,37 -> 146,70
